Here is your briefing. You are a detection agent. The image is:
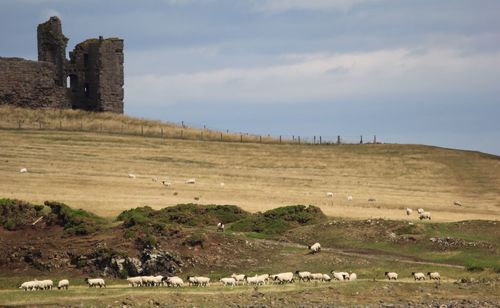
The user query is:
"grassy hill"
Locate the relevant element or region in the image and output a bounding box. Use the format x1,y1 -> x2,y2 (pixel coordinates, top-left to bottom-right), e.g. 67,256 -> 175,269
0,106 -> 499,221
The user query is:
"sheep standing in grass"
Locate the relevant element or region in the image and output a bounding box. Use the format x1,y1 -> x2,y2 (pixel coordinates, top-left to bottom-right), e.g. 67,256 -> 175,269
310,273 -> 324,281
128,173 -> 136,179
406,208 -> 413,216
85,278 -> 106,288
427,272 -> 441,280
419,212 -> 431,220
220,277 -> 236,287
326,192 -> 334,197
19,281 -> 36,291
41,280 -> 53,290
245,275 -> 265,286
295,271 -> 311,282
166,276 -> 184,287
417,208 -> 424,214
161,181 -> 171,187
127,277 -> 142,287
349,273 -> 357,281
231,274 -> 246,285
217,222 -> 225,232
308,242 -> 321,254
273,272 -> 294,284
331,272 -> 344,281
412,272 -> 425,281
20,168 -> 28,173
322,274 -> 332,282
385,272 -> 398,280
185,178 -> 196,184
57,279 -> 69,290
347,195 -> 353,201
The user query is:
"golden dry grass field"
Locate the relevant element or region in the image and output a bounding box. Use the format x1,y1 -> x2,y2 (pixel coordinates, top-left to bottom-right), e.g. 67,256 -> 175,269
1,121 -> 499,221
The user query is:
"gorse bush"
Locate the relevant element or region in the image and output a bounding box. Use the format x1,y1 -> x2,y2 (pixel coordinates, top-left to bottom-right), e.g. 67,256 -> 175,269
0,198 -> 45,230
44,201 -> 105,235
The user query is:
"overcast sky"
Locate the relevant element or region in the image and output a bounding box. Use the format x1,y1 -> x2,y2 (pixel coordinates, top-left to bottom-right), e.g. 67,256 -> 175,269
1,0 -> 499,154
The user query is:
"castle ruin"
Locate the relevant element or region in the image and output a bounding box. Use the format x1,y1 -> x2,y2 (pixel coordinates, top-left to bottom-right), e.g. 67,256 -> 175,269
0,17 -> 124,113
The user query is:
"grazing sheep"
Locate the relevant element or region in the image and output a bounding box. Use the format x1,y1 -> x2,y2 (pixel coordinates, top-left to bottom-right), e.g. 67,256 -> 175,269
85,278 -> 106,288
187,276 -> 197,286
161,181 -> 171,187
220,182 -> 225,187
19,281 -> 37,291
152,275 -> 164,286
187,276 -> 210,287
406,208 -> 413,216
310,273 -> 324,281
419,212 -> 431,220
165,276 -> 184,287
41,280 -> 53,290
185,178 -> 196,184
245,275 -> 265,286
427,272 -> 441,280
273,272 -> 294,284
20,168 -> 28,173
322,274 -> 332,282
295,271 -> 311,282
385,272 -> 398,280
128,173 -> 136,179
454,201 -> 462,206
349,273 -> 357,281
57,279 -> 69,290
347,195 -> 353,201
256,274 -> 270,284
412,272 -> 425,281
326,192 -> 334,197
331,271 -> 345,281
220,277 -> 236,287
231,274 -> 246,285
152,177 -> 158,182
127,277 -> 143,287
217,222 -> 225,232
417,208 -> 425,214
308,242 -> 321,254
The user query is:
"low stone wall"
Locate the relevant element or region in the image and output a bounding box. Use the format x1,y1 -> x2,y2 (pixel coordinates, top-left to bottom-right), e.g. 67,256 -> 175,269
0,57 -> 70,109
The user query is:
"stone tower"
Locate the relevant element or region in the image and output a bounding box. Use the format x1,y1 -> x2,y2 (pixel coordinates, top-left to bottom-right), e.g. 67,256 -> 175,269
37,16 -> 68,87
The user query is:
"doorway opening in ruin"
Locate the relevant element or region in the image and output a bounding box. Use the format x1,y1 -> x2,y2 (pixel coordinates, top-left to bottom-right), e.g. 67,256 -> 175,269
84,83 -> 90,97
66,74 -> 78,92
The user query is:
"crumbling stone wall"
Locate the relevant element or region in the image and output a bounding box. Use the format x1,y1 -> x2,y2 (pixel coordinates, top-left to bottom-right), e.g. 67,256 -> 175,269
0,57 -> 69,109
0,16 -> 124,114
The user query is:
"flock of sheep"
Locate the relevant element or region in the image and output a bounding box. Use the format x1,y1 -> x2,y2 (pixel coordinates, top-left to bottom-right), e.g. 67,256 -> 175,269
18,270 -> 441,291
406,207 -> 432,220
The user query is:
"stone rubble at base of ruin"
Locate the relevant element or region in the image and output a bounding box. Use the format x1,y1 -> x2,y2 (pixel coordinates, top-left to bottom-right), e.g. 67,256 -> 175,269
0,16 -> 124,113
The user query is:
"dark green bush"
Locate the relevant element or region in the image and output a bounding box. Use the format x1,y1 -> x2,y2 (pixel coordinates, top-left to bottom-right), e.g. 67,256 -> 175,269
466,264 -> 484,272
3,219 -> 16,231
184,232 -> 206,247
44,201 -> 104,235
0,198 -> 40,230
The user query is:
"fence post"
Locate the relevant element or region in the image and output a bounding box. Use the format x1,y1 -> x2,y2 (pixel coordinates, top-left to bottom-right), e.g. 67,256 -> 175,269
337,135 -> 341,144
279,136 -> 282,144
292,135 -> 295,142
373,135 -> 377,143
220,133 -> 223,141
141,125 -> 144,136
259,135 -> 262,143
360,135 -> 363,144
319,136 -> 322,144
240,134 -> 243,143
298,136 -> 300,144
313,136 -> 316,144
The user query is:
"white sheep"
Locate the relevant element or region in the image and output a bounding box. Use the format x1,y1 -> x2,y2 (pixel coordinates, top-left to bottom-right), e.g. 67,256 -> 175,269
185,178 -> 196,184
152,275 -> 163,286
406,208 -> 413,216
347,195 -> 353,201
161,181 -> 171,187
127,276 -> 143,287
231,274 -> 246,285
19,281 -> 36,291
331,272 -> 345,281
57,279 -> 69,290
217,222 -> 225,232
427,272 -> 441,280
417,208 -> 424,214
256,274 -> 270,284
41,279 -> 53,290
128,173 -> 136,179
310,273 -> 324,281
187,276 -> 210,287
273,272 -> 294,284
326,192 -> 334,197
295,271 -> 311,282
163,276 -> 183,287
220,277 -> 236,287
85,278 -> 106,288
419,212 -> 431,220
412,272 -> 425,281
385,272 -> 398,280
322,274 -> 332,282
308,242 -> 321,253
20,168 -> 28,173
187,276 -> 197,286
349,273 -> 357,281
245,275 -> 264,285
220,182 -> 225,187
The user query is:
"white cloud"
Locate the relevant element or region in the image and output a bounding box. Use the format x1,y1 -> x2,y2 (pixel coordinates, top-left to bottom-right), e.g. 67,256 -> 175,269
125,48 -> 500,107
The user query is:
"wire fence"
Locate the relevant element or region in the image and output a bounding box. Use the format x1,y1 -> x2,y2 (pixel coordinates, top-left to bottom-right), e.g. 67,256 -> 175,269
0,117 -> 379,145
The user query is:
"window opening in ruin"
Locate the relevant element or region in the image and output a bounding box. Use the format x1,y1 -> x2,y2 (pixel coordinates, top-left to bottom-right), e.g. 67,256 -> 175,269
84,83 -> 89,97
67,74 -> 78,92
66,76 -> 71,88
84,54 -> 89,67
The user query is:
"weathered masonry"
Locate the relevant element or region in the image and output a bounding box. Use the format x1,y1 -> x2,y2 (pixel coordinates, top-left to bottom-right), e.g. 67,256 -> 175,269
0,16 -> 124,113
